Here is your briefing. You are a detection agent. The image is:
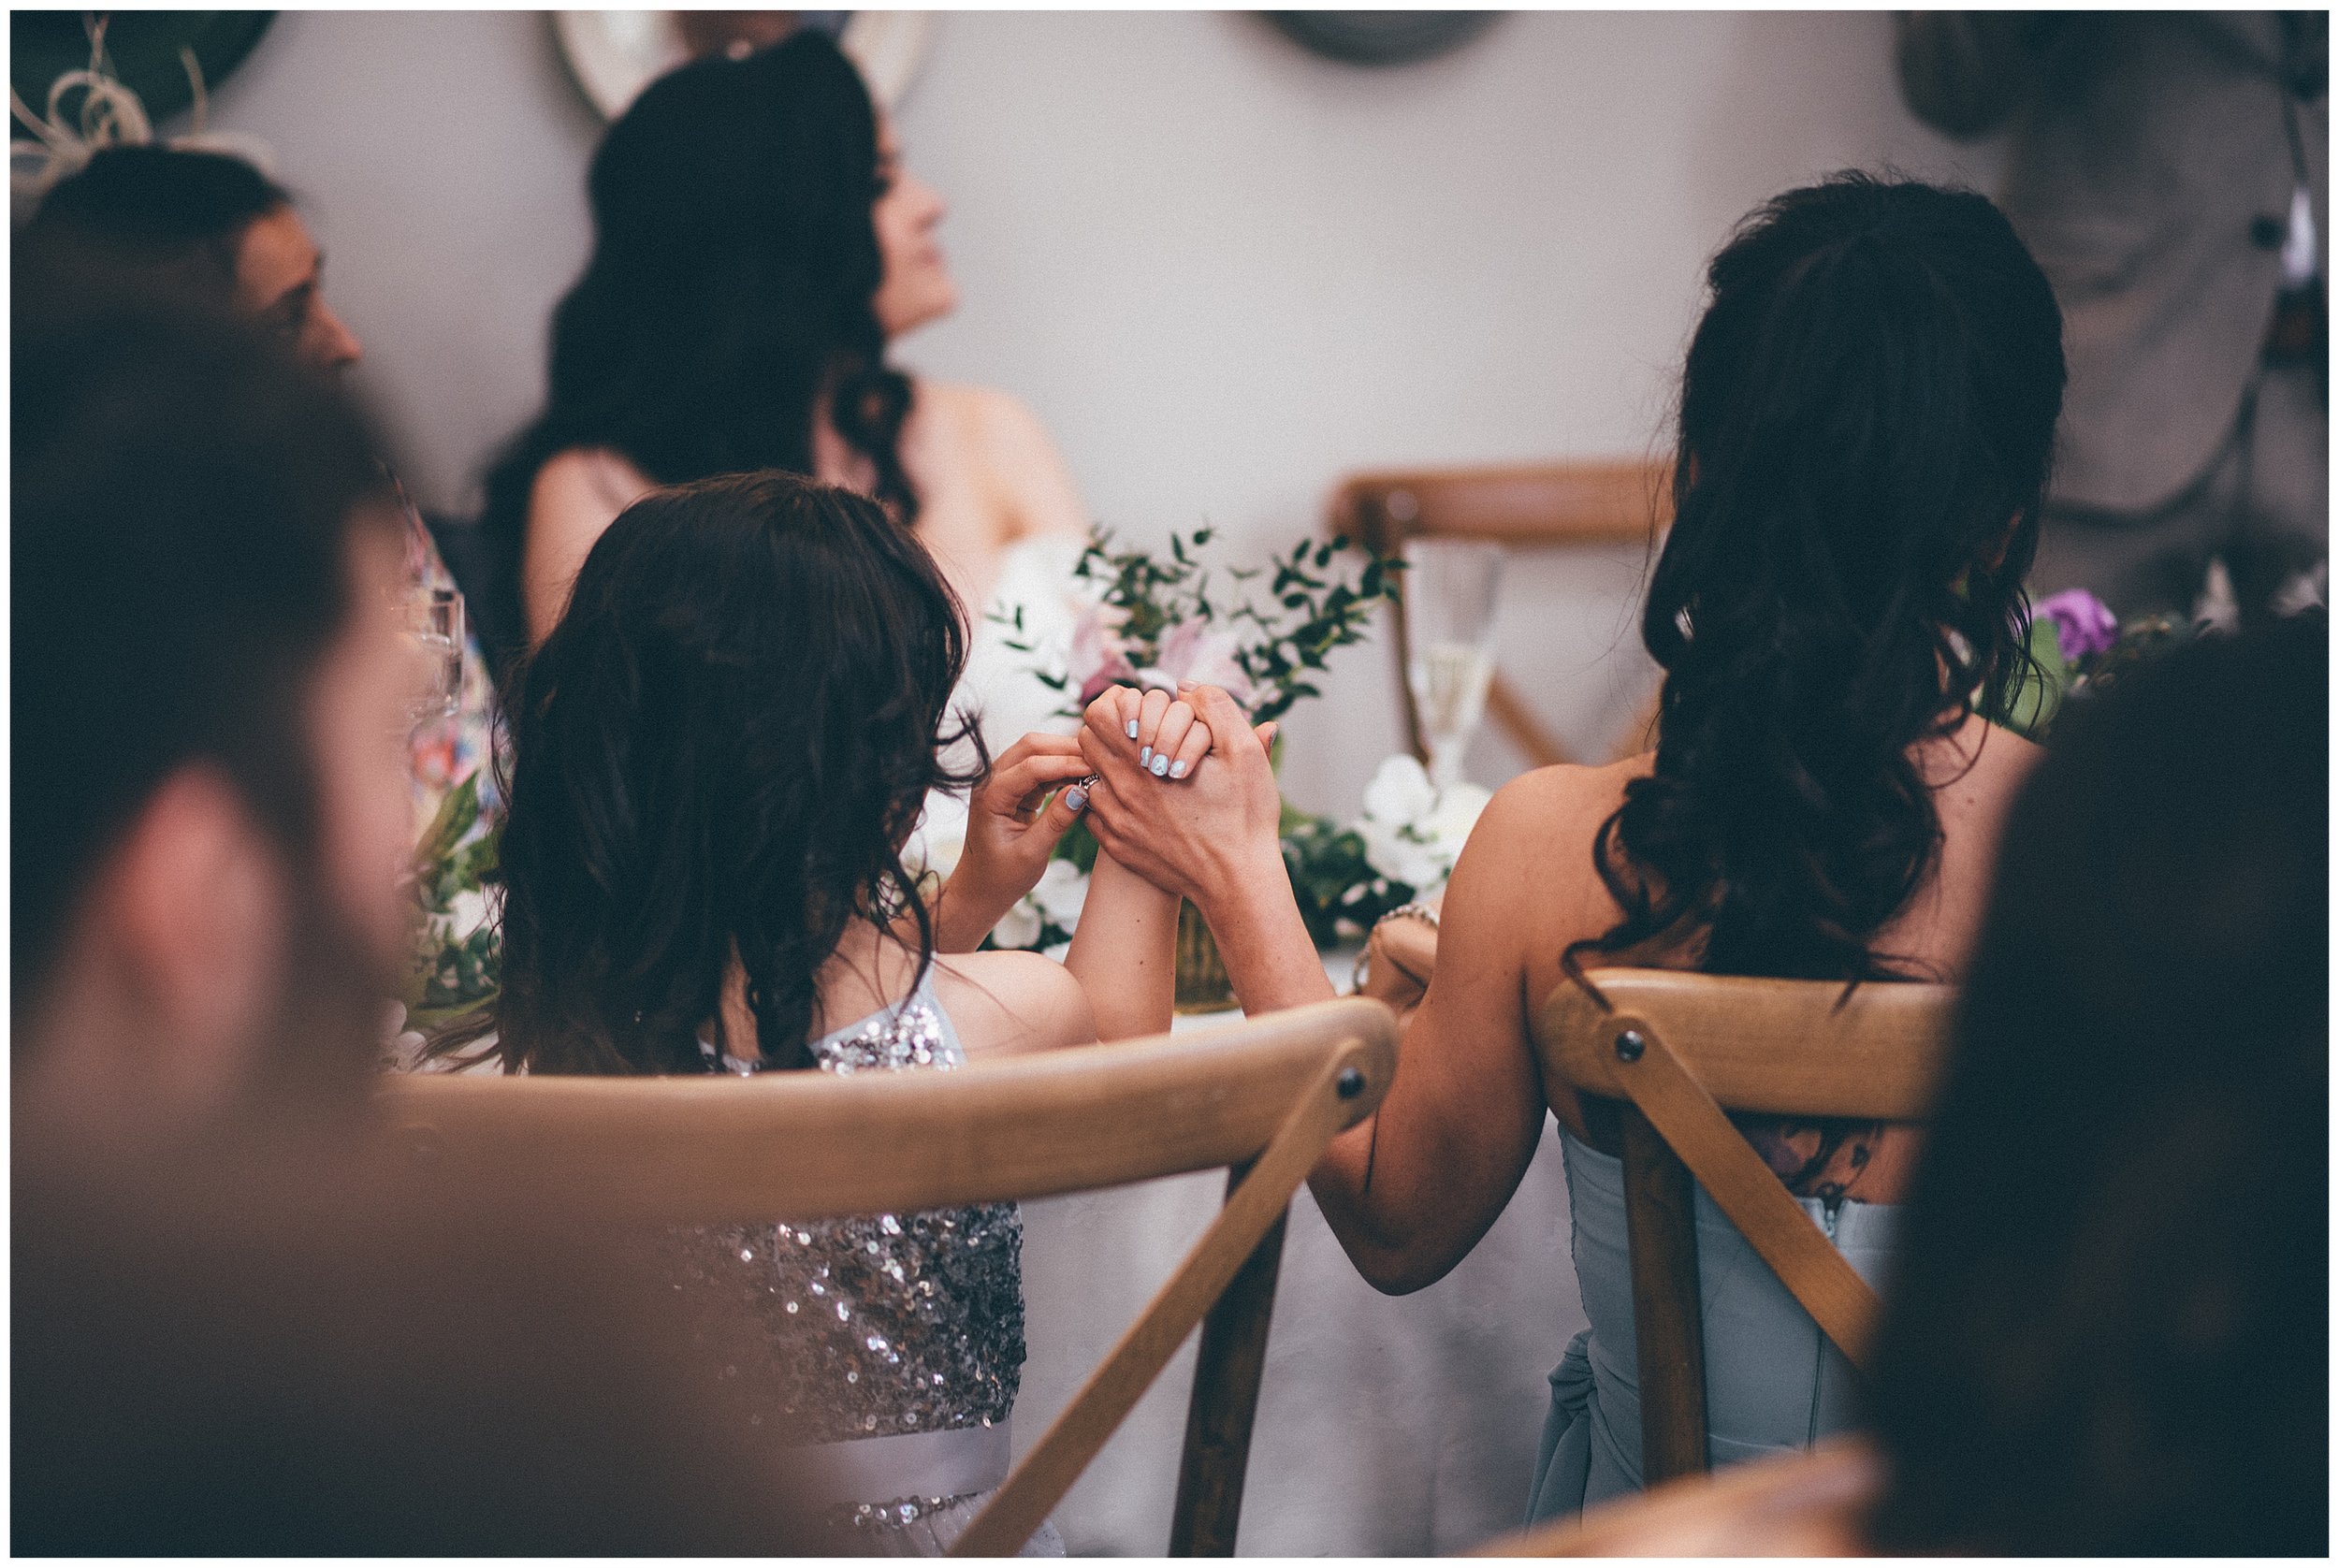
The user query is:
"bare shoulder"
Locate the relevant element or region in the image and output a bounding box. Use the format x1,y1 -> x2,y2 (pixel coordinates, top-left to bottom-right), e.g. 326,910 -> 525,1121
1476,753 -> 1650,853
922,380 -> 1044,444
1925,716 -> 2044,826
922,381 -> 1084,541
1451,756 -> 1651,985
530,445 -> 652,525
932,951 -> 1097,1061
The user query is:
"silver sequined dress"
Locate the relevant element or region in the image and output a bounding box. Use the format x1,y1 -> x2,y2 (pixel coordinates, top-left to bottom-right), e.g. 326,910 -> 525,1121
682,973 -> 1062,1556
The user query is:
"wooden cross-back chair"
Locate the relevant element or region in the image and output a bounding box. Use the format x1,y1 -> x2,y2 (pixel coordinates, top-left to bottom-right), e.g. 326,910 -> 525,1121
375,997 -> 1396,1557
1533,969 -> 1954,1488
1330,460 -> 1673,769
1466,1437 -> 1878,1556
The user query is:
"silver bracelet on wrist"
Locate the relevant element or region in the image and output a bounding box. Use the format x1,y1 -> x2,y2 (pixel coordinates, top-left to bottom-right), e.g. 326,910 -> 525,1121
1352,902 -> 1440,990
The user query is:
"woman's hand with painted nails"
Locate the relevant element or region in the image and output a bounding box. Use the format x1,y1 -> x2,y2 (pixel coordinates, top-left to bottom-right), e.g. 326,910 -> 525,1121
933,732 -> 1093,951
1078,684 -> 1282,910
1099,683 -> 1215,781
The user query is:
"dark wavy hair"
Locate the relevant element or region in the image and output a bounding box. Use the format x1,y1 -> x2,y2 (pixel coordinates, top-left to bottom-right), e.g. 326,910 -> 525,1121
1575,175 -> 2065,984
479,33 -> 916,639
441,471 -> 981,1075
22,145 -> 289,304
1867,616 -> 2327,1552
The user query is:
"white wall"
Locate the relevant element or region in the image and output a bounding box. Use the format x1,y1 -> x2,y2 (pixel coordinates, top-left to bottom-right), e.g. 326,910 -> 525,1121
196,9 -> 2000,815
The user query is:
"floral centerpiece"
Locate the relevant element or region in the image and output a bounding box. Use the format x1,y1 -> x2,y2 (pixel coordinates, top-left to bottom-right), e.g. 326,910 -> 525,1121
1021,525 -> 1402,722
1282,754 -> 1489,946
399,772 -> 501,1034
970,526 -> 1406,995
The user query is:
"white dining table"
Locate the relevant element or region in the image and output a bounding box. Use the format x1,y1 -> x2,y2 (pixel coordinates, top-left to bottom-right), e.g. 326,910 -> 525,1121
1010,948 -> 1591,1556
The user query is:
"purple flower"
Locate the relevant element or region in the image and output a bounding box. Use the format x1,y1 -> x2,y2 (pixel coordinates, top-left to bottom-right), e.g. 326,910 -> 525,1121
2036,588 -> 2119,663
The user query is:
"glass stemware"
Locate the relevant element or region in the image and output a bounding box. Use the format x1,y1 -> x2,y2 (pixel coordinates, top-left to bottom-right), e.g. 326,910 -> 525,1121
1402,539 -> 1504,791
404,587 -> 464,729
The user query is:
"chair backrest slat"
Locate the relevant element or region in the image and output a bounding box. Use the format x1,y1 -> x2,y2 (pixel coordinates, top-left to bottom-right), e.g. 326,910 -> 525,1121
1539,967 -> 1951,1121
380,998 -> 1393,1225
1332,460 -> 1671,555
1327,459 -> 1671,769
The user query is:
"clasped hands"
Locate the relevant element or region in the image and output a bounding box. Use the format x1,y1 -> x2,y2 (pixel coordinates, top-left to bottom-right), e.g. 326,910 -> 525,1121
934,682 -> 1285,949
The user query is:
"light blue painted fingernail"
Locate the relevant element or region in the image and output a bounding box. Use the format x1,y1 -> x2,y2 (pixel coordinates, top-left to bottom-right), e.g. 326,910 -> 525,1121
1151,753 -> 1170,777
1140,745 -> 1153,767
1064,787 -> 1087,813
1126,719 -> 1140,739
1169,760 -> 1188,779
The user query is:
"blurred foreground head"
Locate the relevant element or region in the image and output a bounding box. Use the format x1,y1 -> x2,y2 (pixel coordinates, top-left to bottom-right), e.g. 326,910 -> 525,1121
1868,616 -> 2329,1552
13,297 -> 407,1155
12,297 -> 811,1552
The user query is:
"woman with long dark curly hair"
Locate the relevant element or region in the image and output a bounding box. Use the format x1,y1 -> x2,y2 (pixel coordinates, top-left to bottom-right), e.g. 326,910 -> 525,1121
1066,173 -> 2068,1521
426,471 -> 1216,1551
484,32 -> 1090,713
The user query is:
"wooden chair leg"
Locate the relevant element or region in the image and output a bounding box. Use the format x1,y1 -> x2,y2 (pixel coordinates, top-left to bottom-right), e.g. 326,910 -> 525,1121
1169,1161 -> 1288,1556
1620,1106 -> 1708,1486
949,1049 -> 1365,1558
1391,594 -> 1428,765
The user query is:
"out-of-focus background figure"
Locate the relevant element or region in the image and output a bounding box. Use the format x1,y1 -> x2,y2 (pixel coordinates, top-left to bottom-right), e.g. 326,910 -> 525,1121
21,142 -> 502,833
1898,12 -> 2329,623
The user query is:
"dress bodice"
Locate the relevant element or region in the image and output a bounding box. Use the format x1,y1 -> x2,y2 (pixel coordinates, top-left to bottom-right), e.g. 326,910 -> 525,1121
397,977 -> 1049,1550
1526,1127 -> 1896,1523
678,976 -> 1027,1457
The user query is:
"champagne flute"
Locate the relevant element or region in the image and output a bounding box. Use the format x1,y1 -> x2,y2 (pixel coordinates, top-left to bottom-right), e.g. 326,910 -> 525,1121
1402,539 -> 1503,791
404,588 -> 465,728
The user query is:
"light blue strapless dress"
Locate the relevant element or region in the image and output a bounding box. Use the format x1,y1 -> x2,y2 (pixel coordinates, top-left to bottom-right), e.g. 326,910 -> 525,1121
1524,1127 -> 1898,1523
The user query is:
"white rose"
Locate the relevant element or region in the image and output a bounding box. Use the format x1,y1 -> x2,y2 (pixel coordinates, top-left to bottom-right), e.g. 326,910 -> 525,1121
1030,858 -> 1090,928
903,795 -> 968,884
991,897 -> 1043,951
1418,782 -> 1491,855
1360,754 -> 1437,827
1357,815 -> 1448,893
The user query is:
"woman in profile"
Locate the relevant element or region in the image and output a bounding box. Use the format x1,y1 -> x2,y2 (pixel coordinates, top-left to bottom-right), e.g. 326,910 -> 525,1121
430,472 -> 1218,1553
1071,175 -> 2067,1518
486,32 -> 1089,748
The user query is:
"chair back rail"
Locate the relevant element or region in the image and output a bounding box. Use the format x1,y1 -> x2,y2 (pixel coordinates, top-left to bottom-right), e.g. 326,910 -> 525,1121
1532,968 -> 1954,1488
1539,968 -> 1951,1121
1467,1436 -> 1879,1556
381,998 -> 1391,1223
1329,460 -> 1671,769
377,996 -> 1397,1557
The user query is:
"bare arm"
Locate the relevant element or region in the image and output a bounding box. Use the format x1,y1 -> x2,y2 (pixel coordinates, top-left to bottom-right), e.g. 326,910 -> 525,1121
929,733 -> 1092,952
1082,691 -> 1617,1293
524,449 -> 648,646
936,950 -> 1097,1061
1062,850 -> 1179,1040
1076,685 -> 1333,1015
1304,777 -> 1556,1294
